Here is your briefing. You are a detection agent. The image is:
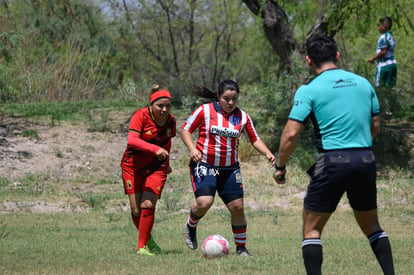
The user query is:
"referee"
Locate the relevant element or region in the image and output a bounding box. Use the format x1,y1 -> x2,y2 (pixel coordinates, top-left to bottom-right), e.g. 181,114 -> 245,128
273,36 -> 394,275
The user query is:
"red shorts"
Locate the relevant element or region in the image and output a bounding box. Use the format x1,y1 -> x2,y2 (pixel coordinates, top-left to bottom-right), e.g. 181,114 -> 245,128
122,166 -> 167,197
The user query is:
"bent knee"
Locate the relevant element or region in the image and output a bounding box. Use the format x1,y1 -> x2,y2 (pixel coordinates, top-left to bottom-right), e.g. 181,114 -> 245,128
226,200 -> 244,213
140,200 -> 156,209
195,196 -> 214,210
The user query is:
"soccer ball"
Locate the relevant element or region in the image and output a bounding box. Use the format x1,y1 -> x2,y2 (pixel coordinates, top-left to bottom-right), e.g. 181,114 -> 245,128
201,234 -> 230,258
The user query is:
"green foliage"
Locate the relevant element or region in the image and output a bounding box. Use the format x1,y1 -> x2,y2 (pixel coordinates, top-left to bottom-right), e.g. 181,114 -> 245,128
0,0 -> 413,167
1,0 -> 413,110
374,123 -> 412,169
0,100 -> 141,123
54,148 -> 64,158
0,30 -> 18,63
84,110 -> 113,132
0,218 -> 9,239
241,53 -> 317,169
75,191 -> 111,209
402,103 -> 414,121
20,129 -> 41,141
106,0 -> 275,102
0,0 -> 114,103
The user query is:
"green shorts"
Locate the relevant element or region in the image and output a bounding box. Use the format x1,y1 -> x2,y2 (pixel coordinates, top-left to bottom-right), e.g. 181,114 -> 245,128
375,63 -> 397,87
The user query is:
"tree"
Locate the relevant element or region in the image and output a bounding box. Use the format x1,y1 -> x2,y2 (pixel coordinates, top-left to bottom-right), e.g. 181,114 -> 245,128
241,0 -> 414,169
103,0 -> 274,96
241,0 -> 414,73
241,0 -> 297,73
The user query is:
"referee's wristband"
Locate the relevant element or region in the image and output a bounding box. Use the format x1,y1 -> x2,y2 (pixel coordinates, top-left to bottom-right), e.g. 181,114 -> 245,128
275,164 -> 286,171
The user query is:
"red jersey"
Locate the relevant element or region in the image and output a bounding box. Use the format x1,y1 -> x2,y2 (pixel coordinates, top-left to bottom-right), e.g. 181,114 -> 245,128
121,107 -> 176,172
182,101 -> 260,167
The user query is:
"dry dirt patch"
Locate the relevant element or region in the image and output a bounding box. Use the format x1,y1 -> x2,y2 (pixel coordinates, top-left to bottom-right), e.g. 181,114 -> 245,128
1,115 -> 129,212
0,116 -> 126,179
0,115 -> 193,213
0,115 -> 359,213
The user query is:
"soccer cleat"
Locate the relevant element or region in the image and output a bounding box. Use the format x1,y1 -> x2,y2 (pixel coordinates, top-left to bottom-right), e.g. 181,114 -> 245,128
147,234 -> 162,254
236,246 -> 252,257
137,246 -> 155,256
184,224 -> 198,250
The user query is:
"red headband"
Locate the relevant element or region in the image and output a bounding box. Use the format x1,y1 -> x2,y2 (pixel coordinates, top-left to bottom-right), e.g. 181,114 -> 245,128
150,90 -> 171,104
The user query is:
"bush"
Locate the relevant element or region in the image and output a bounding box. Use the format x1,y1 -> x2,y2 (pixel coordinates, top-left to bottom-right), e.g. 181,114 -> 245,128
241,57 -> 316,170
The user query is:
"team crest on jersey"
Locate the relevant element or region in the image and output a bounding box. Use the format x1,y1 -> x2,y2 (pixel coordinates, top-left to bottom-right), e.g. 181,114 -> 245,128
145,130 -> 153,135
127,180 -> 132,190
231,117 -> 240,125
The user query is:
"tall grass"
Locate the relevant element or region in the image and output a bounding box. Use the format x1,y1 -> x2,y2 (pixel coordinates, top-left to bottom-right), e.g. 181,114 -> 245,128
2,35 -> 109,103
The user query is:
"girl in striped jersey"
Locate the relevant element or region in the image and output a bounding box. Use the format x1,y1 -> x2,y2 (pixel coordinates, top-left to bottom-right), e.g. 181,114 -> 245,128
181,80 -> 275,256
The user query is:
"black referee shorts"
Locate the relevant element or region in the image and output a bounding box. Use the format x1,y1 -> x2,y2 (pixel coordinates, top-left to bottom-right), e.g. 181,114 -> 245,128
304,148 -> 377,213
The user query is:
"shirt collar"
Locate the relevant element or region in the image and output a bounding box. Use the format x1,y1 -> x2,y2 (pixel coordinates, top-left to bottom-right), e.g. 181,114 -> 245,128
213,101 -> 238,116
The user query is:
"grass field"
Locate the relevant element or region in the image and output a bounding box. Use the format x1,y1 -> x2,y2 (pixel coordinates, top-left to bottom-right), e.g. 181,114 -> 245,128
0,106 -> 413,274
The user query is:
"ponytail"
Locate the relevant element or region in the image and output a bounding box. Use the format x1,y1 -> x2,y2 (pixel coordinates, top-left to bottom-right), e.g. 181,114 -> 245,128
191,86 -> 218,102
191,80 -> 239,103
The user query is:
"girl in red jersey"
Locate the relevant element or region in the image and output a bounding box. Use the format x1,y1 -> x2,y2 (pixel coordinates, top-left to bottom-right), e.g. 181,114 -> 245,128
182,79 -> 275,256
120,85 -> 176,256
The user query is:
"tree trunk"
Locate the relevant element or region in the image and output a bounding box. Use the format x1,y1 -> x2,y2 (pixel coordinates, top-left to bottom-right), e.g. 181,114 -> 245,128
242,0 -> 335,73
242,0 -> 297,73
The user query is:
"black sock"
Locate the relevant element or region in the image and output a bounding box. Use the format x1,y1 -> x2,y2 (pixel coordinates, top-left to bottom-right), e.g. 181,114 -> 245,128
369,231 -> 395,275
302,238 -> 322,275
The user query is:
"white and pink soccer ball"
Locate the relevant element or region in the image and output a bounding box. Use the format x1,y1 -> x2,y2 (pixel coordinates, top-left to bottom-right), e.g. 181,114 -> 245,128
201,234 -> 230,258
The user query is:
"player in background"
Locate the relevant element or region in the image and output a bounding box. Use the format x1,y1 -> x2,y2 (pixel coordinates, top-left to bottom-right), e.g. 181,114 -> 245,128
368,16 -> 397,116
368,16 -> 397,88
120,85 -> 176,256
181,79 -> 275,256
274,36 -> 394,274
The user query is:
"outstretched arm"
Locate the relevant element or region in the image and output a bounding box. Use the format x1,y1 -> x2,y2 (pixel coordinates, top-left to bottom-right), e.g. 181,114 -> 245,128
251,139 -> 276,166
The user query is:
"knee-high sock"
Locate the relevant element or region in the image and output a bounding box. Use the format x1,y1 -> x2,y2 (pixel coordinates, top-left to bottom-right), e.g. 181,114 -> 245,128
232,224 -> 247,248
302,238 -> 323,275
369,231 -> 395,275
137,208 -> 155,249
186,209 -> 203,229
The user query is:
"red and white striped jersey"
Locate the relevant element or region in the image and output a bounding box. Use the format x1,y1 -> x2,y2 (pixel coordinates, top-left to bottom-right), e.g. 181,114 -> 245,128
182,101 -> 261,167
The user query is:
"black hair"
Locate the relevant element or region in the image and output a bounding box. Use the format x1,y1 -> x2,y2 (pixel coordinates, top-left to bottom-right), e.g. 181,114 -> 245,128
382,16 -> 393,29
192,79 -> 240,102
218,80 -> 239,96
305,35 -> 338,67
